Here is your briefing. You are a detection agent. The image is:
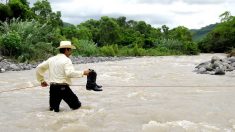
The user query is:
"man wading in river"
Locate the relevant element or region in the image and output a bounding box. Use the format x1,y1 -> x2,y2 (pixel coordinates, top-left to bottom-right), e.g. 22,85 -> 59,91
36,41 -> 102,112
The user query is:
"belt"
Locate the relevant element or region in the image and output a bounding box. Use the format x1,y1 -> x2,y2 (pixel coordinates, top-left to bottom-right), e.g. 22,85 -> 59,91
50,82 -> 69,86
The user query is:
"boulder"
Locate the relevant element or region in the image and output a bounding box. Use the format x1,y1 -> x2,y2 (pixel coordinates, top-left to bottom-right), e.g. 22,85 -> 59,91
0,68 -> 6,73
195,55 -> 235,75
211,56 -> 221,63
214,67 -> 225,75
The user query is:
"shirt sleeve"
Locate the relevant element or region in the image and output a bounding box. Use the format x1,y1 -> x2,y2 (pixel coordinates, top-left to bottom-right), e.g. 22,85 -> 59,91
64,59 -> 84,78
36,60 -> 49,83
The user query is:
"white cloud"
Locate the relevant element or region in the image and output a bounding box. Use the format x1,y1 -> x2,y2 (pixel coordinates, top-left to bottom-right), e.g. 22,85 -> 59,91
29,0 -> 235,29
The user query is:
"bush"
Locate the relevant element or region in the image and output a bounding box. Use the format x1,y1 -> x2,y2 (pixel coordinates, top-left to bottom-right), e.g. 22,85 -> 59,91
0,31 -> 22,56
115,44 -> 145,56
131,44 -> 145,56
73,39 -> 98,56
99,45 -> 116,56
118,46 -> 132,56
183,42 -> 200,55
146,47 -> 183,56
0,19 -> 58,62
157,38 -> 184,51
227,48 -> 235,57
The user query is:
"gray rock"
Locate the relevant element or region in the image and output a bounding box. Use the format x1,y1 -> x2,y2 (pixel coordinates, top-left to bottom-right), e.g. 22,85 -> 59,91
222,58 -> 231,64
10,64 -> 21,71
228,57 -> 235,63
198,67 -> 207,74
0,56 -> 3,62
226,65 -> 235,71
195,61 -> 210,69
194,56 -> 235,75
214,67 -> 225,75
211,56 -> 221,63
205,64 -> 213,71
232,62 -> 235,67
0,68 -> 5,73
212,60 -> 222,69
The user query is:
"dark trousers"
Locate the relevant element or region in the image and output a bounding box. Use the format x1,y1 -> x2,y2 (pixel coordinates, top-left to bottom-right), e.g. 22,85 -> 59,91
49,84 -> 81,112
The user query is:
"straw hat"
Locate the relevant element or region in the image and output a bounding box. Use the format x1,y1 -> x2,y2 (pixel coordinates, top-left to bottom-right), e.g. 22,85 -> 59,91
57,41 -> 76,49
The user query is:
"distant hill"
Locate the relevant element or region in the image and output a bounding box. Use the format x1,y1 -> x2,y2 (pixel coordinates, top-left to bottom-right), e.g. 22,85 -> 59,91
63,22 -> 75,27
190,23 -> 218,42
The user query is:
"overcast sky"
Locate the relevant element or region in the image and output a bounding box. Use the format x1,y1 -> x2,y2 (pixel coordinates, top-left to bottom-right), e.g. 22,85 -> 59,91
29,0 -> 235,29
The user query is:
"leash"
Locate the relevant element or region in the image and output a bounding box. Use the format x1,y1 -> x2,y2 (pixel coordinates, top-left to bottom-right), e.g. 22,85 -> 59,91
0,84 -> 235,94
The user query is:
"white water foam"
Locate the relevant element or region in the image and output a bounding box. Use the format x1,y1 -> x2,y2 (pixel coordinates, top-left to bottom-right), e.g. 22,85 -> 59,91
142,120 -> 233,132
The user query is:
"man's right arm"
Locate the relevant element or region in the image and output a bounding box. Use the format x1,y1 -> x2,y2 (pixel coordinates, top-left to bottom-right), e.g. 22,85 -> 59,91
64,59 -> 90,77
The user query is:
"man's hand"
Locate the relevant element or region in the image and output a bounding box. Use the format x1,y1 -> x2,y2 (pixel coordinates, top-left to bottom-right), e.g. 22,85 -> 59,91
83,69 -> 90,76
41,81 -> 48,87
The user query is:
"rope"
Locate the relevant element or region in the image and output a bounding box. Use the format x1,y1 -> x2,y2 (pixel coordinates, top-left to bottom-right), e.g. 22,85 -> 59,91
0,85 -> 38,94
0,84 -> 235,94
36,84 -> 235,88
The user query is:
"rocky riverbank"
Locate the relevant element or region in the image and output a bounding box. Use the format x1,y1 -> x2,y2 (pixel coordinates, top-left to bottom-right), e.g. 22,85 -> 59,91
194,56 -> 235,75
2,55 -> 235,75
0,56 -> 131,73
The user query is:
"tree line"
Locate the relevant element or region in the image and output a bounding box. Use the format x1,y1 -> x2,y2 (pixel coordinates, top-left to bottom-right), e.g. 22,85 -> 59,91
0,0 -> 234,62
198,11 -> 235,53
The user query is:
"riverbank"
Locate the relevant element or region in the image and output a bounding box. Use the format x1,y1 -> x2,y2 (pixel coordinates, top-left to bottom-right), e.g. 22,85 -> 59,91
0,56 -> 132,73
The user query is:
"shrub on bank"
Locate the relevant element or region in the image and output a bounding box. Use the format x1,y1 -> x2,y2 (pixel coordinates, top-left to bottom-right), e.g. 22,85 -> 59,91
227,48 -> 235,57
99,45 -> 116,56
0,30 -> 22,56
72,39 -> 98,56
0,19 -> 57,62
183,42 -> 200,55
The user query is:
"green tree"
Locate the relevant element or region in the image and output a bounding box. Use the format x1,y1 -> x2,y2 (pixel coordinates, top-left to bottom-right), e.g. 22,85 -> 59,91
134,21 -> 151,35
116,16 -> 127,27
199,11 -> 235,53
162,25 -> 169,39
0,3 -> 13,21
79,19 -> 100,44
31,0 -> 62,27
98,16 -> 121,46
61,25 -> 79,40
219,11 -> 233,22
169,26 -> 192,42
7,0 -> 33,20
77,26 -> 92,40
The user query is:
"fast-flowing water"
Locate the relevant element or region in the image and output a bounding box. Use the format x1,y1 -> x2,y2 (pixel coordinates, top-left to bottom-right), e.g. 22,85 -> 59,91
1,54 -> 235,132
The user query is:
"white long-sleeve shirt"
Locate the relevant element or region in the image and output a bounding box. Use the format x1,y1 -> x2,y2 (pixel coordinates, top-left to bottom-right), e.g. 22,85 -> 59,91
36,54 -> 84,85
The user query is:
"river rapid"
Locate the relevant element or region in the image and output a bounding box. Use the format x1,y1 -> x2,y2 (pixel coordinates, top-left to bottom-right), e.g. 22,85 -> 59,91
0,54 -> 235,132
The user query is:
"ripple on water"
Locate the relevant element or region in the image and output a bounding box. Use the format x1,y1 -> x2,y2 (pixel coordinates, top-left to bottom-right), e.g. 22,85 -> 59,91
142,120 -> 233,132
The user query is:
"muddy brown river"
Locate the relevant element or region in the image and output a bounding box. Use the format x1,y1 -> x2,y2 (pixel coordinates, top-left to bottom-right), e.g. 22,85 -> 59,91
0,54 -> 235,132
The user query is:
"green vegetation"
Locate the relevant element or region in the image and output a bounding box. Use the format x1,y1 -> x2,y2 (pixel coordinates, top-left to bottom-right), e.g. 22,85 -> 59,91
0,19 -> 56,62
1,0 -> 234,62
227,48 -> 235,57
198,11 -> 235,53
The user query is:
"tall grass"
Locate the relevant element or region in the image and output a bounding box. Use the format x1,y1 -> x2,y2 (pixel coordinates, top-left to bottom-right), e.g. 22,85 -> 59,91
155,38 -> 199,55
0,18 -> 55,62
72,39 -> 98,56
